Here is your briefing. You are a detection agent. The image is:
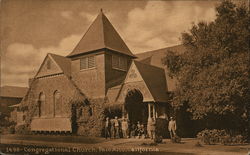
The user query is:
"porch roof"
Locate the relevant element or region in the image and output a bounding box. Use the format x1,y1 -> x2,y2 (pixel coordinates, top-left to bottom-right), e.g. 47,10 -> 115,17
134,61 -> 169,102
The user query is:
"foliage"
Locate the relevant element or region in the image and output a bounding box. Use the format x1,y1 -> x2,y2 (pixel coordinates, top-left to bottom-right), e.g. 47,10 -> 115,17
0,125 -> 15,134
155,118 -> 168,138
162,0 -> 249,133
70,95 -> 87,134
8,125 -> 15,134
0,113 -> 16,127
197,129 -> 246,145
0,112 -> 16,134
15,124 -> 31,135
76,98 -> 106,136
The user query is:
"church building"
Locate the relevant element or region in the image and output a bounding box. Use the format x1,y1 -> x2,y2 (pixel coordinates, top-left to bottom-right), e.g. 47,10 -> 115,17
16,10 -> 179,136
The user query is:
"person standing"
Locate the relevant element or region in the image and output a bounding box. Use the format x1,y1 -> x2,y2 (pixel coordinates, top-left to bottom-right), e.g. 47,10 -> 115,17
136,121 -> 141,138
150,118 -> 156,140
110,120 -> 115,138
140,124 -> 146,139
114,116 -> 120,138
104,117 -> 111,139
147,118 -> 152,138
130,124 -> 136,138
121,118 -> 128,138
168,117 -> 177,139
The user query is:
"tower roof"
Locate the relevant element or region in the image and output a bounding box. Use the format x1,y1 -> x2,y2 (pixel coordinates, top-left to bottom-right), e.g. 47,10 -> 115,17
68,10 -> 136,58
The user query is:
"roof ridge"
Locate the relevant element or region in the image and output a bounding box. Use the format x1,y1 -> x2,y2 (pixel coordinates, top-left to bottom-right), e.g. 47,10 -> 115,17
136,44 -> 183,56
49,53 -> 71,60
133,61 -> 168,102
70,12 -> 103,57
67,11 -> 135,58
1,85 -> 28,88
134,60 -> 165,71
49,53 -> 71,76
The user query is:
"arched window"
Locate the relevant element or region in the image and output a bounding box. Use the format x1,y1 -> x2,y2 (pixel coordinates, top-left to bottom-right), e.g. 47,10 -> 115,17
54,91 -> 61,117
88,107 -> 93,116
39,92 -> 46,117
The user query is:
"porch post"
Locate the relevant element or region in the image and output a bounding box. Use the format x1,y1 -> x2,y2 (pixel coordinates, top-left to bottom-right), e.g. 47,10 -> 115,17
148,103 -> 151,121
153,104 -> 156,119
155,104 -> 158,118
123,104 -> 129,119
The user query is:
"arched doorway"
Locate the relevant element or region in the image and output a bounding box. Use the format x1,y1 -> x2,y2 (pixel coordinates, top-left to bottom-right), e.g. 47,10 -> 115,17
124,89 -> 148,125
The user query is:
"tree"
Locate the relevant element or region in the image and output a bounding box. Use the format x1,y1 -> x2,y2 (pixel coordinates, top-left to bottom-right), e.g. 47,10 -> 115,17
162,0 -> 249,134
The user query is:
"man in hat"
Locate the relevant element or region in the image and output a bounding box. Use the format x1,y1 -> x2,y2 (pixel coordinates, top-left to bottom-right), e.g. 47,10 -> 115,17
168,117 -> 177,139
121,118 -> 128,138
104,117 -> 111,139
114,116 -> 120,138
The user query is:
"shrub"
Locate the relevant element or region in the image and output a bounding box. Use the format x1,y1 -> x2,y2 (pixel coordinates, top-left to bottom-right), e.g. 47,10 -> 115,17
197,129 -> 246,145
8,125 -> 15,134
221,135 -> 245,145
197,129 -> 228,144
15,124 -> 30,135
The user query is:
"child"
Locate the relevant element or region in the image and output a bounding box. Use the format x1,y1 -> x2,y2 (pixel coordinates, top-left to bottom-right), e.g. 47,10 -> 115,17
136,121 -> 141,138
140,124 -> 146,139
130,124 -> 136,138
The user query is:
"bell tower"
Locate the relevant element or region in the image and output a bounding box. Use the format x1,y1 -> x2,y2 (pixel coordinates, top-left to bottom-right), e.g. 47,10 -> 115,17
67,10 -> 136,98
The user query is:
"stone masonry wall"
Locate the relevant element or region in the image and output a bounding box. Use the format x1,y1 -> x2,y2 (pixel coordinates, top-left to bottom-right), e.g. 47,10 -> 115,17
105,52 -> 131,90
23,74 -> 82,130
71,53 -> 106,99
76,98 -> 106,137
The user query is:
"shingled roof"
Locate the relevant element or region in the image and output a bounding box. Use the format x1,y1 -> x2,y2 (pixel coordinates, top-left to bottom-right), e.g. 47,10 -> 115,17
136,44 -> 185,68
135,45 -> 185,91
68,10 -> 135,58
0,86 -> 28,98
134,61 -> 168,102
49,53 -> 71,76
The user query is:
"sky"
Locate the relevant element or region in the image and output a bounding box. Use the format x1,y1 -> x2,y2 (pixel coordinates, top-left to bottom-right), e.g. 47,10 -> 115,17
0,0 -> 219,87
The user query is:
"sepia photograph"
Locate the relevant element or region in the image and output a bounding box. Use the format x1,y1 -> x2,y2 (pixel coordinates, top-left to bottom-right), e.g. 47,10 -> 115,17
0,0 -> 249,154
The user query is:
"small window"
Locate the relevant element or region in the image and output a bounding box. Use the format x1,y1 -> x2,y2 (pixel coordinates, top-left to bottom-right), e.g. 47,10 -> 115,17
39,92 -> 46,117
120,57 -> 127,70
88,56 -> 95,68
80,57 -> 88,70
112,55 -> 119,69
78,108 -> 83,117
23,115 -> 26,121
112,55 -> 127,71
89,107 -> 93,116
47,60 -> 51,69
80,56 -> 95,70
54,91 -> 61,117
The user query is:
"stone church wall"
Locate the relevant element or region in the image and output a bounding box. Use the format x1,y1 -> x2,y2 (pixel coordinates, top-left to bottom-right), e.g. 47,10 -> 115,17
104,52 -> 132,90
36,56 -> 63,78
76,98 -> 106,136
71,53 -> 106,99
23,74 -> 81,131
